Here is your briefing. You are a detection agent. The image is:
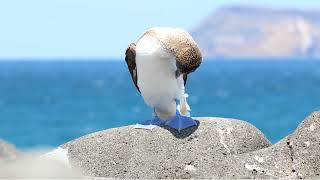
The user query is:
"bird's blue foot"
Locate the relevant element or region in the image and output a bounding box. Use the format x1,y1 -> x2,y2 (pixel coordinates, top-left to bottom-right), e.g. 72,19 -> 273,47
134,111 -> 197,131
165,111 -> 197,132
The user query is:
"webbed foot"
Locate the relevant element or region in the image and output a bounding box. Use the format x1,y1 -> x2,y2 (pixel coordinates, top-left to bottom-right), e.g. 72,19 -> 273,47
134,111 -> 197,131
165,111 -> 197,132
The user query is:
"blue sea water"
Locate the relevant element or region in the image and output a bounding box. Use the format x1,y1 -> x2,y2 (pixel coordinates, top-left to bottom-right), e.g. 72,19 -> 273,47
1,60 -> 320,149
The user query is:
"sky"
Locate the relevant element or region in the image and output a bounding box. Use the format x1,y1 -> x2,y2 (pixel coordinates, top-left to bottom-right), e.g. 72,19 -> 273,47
0,0 -> 319,59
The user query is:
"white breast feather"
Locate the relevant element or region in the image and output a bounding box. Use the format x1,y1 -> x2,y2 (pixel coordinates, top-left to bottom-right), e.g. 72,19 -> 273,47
135,34 -> 190,119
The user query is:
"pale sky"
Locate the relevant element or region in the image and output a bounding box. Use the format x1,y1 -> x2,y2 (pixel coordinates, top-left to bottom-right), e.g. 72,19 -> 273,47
0,0 -> 319,59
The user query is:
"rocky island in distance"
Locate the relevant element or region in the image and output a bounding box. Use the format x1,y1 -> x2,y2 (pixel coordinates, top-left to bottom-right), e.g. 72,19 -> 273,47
192,6 -> 320,59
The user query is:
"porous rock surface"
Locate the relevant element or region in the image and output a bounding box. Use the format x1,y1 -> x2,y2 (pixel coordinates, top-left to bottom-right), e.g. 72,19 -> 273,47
2,112 -> 319,178
46,112 -> 320,178
62,117 -> 272,178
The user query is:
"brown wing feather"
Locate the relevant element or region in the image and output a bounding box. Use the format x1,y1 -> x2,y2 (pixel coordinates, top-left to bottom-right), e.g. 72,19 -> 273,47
125,43 -> 140,93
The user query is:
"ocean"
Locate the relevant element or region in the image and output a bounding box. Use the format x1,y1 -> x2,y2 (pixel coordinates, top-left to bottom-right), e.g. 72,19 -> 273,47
1,60 -> 320,149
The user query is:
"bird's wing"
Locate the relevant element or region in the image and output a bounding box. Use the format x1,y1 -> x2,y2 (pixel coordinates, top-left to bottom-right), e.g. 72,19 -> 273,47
125,43 -> 140,93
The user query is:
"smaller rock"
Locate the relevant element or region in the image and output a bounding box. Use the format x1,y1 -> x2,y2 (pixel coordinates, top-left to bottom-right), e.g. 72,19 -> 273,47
289,111 -> 320,179
223,137 -> 297,179
221,111 -> 320,179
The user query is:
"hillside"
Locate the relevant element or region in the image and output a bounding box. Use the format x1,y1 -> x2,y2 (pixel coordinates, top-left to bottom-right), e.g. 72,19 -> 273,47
191,6 -> 320,59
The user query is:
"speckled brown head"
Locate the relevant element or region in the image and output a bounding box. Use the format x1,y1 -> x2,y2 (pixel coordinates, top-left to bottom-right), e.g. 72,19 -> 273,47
142,28 -> 202,75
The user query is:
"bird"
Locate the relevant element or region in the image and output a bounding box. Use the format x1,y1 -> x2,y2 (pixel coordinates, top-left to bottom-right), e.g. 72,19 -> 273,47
125,27 -> 202,131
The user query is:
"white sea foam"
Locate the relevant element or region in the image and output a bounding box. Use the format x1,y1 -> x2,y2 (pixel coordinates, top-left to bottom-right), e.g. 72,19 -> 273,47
0,147 -> 81,178
42,147 -> 70,167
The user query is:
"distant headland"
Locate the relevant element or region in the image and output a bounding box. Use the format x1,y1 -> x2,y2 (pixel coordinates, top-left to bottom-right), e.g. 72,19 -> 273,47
191,6 -> 320,59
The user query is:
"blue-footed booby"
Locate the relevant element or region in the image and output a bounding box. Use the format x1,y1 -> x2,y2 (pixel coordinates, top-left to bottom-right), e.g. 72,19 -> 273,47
125,27 -> 202,131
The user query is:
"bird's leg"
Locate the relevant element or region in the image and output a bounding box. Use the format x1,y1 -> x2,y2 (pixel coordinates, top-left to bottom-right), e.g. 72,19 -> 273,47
178,94 -> 190,117
152,108 -> 157,118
